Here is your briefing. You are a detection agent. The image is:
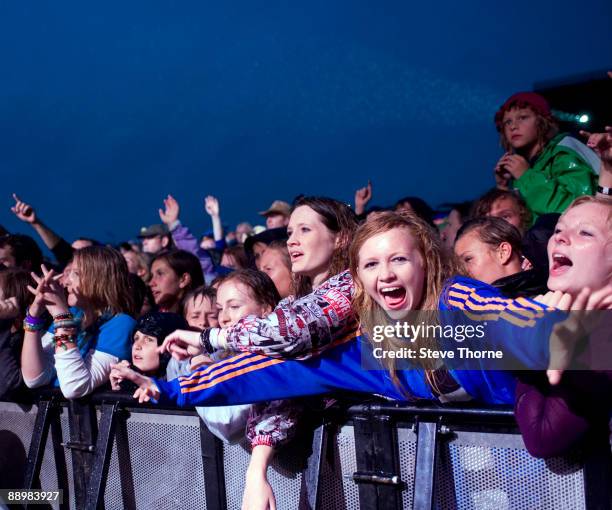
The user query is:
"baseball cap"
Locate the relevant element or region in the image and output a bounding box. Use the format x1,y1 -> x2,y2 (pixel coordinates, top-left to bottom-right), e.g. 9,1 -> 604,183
138,224 -> 169,238
258,200 -> 291,217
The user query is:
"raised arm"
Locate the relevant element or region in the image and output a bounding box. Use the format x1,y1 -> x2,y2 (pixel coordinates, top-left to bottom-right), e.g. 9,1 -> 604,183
158,194 -> 215,278
204,195 -> 224,242
204,270 -> 356,359
11,194 -> 73,267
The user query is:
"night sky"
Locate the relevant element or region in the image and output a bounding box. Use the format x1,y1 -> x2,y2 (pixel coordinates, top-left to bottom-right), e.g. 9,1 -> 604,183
1,1 -> 611,245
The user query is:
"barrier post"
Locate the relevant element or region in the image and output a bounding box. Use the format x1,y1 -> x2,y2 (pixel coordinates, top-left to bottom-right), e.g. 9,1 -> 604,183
301,423 -> 327,510
86,401 -> 120,509
353,414 -> 402,510
200,421 -> 228,510
23,398 -> 56,492
66,399 -> 97,509
412,418 -> 439,510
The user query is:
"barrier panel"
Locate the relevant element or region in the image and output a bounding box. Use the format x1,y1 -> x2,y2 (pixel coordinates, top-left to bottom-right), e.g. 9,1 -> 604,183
0,392 -> 610,510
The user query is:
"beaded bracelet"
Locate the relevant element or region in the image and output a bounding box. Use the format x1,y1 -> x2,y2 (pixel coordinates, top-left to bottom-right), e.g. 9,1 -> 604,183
53,312 -> 73,322
54,334 -> 76,350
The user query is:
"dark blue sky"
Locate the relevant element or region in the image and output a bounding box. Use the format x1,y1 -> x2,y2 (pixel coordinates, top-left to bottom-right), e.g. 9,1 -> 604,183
2,1 -> 611,244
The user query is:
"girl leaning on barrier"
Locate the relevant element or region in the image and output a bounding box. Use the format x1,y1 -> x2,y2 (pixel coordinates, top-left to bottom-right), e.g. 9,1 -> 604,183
122,196 -> 359,510
20,246 -> 136,400
125,196 -> 611,457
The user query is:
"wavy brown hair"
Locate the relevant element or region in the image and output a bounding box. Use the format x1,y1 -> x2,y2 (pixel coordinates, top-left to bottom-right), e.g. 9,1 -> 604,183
72,246 -> 136,317
291,197 -> 358,297
498,103 -> 559,154
216,269 -> 281,311
349,210 -> 459,392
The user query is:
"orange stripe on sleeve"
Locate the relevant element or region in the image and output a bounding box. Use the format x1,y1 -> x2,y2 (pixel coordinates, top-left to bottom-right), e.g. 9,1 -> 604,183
182,358 -> 285,394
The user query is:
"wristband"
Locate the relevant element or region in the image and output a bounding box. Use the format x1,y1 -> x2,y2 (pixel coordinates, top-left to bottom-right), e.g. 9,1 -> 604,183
23,320 -> 45,333
199,329 -> 214,354
53,319 -> 80,329
25,308 -> 45,325
597,185 -> 612,196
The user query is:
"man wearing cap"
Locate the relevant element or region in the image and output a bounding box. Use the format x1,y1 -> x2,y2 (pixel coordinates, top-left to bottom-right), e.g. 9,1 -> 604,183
138,224 -> 172,254
259,200 -> 291,229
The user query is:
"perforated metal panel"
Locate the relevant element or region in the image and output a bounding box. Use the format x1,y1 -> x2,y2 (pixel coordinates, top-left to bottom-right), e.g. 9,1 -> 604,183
435,431 -> 586,510
318,424 -> 360,510
103,411 -> 208,510
397,425 -> 417,509
0,403 -> 596,510
0,402 -> 72,510
222,437 -> 307,510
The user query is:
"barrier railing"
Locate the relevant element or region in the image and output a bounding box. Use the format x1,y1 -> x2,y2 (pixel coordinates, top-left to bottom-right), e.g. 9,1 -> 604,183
0,390 -> 610,510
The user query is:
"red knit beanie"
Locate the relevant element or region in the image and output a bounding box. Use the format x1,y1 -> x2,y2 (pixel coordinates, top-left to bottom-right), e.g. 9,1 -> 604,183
494,92 -> 552,132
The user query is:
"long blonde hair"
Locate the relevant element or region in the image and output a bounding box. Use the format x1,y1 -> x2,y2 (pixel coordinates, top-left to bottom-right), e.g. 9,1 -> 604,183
349,211 -> 459,391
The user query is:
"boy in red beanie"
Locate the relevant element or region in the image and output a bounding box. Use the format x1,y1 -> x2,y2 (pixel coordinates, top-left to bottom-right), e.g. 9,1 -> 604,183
493,92 -> 599,222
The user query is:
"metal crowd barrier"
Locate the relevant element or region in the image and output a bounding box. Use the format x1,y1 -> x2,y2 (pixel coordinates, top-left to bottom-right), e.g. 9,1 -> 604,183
0,389 -> 610,510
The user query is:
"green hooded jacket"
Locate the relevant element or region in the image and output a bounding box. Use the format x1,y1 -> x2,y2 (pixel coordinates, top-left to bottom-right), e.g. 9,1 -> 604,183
513,133 -> 599,223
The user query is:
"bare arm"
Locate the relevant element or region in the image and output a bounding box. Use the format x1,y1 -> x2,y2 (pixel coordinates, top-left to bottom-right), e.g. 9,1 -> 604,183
11,194 -> 63,250
204,196 -> 224,242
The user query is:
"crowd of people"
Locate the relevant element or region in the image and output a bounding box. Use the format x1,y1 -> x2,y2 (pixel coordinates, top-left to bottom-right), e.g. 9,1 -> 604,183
1,89 -> 612,509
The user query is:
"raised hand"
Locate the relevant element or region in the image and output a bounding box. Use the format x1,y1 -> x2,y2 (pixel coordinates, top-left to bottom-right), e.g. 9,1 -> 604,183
109,360 -> 132,390
158,195 -> 180,225
157,329 -> 203,360
354,181 -> 372,215
581,127 -> 612,166
0,297 -> 19,319
27,265 -> 68,318
11,193 -> 37,224
546,285 -> 612,385
498,153 -> 529,180
204,195 -> 220,218
494,153 -> 512,189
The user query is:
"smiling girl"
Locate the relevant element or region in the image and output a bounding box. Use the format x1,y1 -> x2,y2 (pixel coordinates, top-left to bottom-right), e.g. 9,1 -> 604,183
20,247 -> 136,399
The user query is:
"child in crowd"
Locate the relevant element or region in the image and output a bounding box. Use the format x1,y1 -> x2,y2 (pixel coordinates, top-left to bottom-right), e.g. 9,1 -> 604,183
149,250 -> 204,313
110,312 -> 188,389
493,92 -> 599,221
21,247 -> 136,399
471,189 -> 532,233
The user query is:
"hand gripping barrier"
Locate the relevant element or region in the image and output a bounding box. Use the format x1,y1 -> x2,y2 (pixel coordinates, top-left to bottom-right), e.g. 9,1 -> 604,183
0,389 -> 610,509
